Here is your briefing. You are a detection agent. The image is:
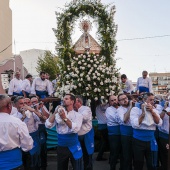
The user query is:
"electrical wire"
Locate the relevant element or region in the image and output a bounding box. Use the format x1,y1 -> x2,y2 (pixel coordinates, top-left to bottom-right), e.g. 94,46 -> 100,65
117,34 -> 170,41
0,44 -> 12,54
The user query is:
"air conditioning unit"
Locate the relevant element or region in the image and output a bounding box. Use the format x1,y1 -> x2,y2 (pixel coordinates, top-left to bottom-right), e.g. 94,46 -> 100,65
1,73 -> 9,89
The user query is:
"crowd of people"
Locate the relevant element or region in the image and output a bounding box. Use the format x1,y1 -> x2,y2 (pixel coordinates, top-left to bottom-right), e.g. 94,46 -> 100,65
95,71 -> 169,170
0,70 -> 170,170
0,70 -> 94,170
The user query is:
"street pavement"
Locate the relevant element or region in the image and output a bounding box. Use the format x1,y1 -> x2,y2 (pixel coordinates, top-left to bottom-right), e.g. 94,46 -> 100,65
47,150 -> 110,170
46,149 -> 148,170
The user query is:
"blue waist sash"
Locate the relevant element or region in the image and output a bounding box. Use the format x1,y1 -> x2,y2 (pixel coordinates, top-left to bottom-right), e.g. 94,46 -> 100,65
139,86 -> 149,93
98,124 -> 107,130
29,130 -> 40,155
120,125 -> 133,136
133,129 -> 158,151
159,130 -> 169,140
107,125 -> 120,135
58,133 -> 82,160
0,148 -> 22,170
80,128 -> 94,155
160,100 -> 165,107
35,90 -> 47,99
13,92 -> 22,96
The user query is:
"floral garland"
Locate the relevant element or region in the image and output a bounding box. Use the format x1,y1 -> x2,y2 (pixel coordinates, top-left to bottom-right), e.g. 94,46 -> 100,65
54,0 -> 121,101
53,0 -> 118,67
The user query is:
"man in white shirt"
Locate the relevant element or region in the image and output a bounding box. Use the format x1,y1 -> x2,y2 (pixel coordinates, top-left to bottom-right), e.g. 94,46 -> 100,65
31,71 -> 53,99
74,95 -> 94,170
130,93 -> 162,170
106,95 -> 122,170
13,96 -> 44,169
121,74 -> 134,94
10,95 -> 18,115
95,101 -> 109,161
0,94 -> 33,170
136,70 -> 153,94
31,97 -> 49,170
8,71 -> 23,96
117,94 -> 134,170
21,74 -> 32,98
45,94 -> 83,170
158,101 -> 169,170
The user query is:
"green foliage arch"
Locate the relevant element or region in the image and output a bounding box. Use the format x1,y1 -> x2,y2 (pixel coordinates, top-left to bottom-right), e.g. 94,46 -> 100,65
53,0 -> 117,68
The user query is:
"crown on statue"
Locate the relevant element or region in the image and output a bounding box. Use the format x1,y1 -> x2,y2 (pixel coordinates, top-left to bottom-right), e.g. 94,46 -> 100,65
79,20 -> 92,33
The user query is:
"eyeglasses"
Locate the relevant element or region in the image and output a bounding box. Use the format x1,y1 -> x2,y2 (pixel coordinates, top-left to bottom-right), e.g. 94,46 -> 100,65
119,97 -> 128,101
149,99 -> 154,101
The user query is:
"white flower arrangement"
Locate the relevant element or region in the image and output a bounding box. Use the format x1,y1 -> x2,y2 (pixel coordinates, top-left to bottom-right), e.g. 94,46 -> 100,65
56,52 -> 120,102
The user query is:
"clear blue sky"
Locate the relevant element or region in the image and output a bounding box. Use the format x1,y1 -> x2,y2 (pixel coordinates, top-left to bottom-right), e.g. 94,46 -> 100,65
10,0 -> 170,81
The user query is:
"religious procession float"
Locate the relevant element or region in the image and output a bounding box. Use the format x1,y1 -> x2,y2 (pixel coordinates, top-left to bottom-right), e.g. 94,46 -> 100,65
54,0 -> 121,109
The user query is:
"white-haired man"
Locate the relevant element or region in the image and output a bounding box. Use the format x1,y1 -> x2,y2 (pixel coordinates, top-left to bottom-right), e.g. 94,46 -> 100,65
0,95 -> 33,169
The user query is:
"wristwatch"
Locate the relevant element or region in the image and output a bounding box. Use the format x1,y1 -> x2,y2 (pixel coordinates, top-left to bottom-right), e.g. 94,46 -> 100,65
64,118 -> 68,122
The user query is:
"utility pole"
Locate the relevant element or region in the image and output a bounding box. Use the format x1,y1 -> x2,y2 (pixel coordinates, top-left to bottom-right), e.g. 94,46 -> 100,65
168,117 -> 170,169
13,39 -> 16,74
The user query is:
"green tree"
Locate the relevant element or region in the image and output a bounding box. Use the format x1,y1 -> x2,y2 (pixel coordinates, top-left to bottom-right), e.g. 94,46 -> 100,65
36,51 -> 59,80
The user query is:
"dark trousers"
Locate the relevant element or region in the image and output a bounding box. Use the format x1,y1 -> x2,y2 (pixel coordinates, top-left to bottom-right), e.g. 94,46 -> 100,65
133,138 -> 155,170
79,135 -> 93,170
38,124 -> 47,169
96,128 -> 109,159
109,135 -> 122,170
121,135 -> 133,170
57,146 -> 83,170
22,151 -> 40,170
158,137 -> 168,170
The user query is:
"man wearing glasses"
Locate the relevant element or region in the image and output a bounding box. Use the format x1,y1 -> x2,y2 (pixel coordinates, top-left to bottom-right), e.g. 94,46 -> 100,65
130,93 -> 162,170
117,94 -> 134,170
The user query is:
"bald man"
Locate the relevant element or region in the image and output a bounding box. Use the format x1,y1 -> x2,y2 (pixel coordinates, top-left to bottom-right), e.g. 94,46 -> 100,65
0,94 -> 33,170
106,95 -> 122,170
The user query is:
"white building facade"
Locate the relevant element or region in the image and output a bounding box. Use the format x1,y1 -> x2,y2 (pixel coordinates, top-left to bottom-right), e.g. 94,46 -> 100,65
20,49 -> 45,77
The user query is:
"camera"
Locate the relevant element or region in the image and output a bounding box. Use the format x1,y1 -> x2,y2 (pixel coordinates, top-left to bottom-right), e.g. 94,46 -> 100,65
32,103 -> 39,109
138,96 -> 143,101
154,100 -> 159,104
